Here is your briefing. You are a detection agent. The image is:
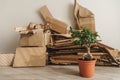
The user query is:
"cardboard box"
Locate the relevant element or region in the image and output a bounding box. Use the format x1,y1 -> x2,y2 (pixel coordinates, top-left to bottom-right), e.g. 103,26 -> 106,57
19,29 -> 45,47
13,47 -> 46,67
0,53 -> 14,66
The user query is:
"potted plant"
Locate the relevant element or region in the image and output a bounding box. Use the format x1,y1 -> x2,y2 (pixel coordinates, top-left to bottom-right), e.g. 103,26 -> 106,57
70,27 -> 99,78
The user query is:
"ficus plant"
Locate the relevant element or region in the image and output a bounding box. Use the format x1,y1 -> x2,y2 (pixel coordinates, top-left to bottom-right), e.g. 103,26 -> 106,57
70,27 -> 99,60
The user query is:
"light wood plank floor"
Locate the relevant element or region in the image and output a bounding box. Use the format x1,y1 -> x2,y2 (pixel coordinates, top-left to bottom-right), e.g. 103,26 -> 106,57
0,65 -> 120,80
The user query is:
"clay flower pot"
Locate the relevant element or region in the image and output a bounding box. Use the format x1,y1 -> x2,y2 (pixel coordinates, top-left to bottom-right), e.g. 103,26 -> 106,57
78,59 -> 96,78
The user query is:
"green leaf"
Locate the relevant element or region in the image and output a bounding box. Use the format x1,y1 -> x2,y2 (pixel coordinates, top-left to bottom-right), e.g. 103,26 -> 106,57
70,27 -> 100,47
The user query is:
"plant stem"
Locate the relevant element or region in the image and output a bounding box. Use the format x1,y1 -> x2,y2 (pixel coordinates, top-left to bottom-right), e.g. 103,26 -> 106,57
87,47 -> 93,60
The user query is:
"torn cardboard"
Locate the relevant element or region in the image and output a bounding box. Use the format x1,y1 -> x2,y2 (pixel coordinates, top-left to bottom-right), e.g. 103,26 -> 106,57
13,47 -> 46,67
74,0 -> 96,32
39,5 -> 68,34
46,17 -> 68,34
39,5 -> 53,21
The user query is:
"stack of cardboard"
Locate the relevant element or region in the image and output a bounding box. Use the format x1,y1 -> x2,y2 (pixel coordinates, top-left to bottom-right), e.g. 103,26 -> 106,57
47,35 -> 105,65
38,2 -> 120,66
12,1 -> 120,67
47,35 -> 120,66
37,4 -> 105,65
13,23 -> 46,67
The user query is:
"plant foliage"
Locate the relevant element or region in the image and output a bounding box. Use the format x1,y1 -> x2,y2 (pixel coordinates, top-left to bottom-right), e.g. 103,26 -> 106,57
70,27 -> 99,60
70,27 -> 98,48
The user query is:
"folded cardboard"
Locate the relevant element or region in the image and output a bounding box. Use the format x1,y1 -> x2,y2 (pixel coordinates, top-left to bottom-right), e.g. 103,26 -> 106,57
98,42 -> 115,50
74,0 -> 96,32
79,17 -> 95,32
39,5 -> 53,21
19,29 -> 45,47
50,55 -> 104,65
46,17 -> 68,34
39,5 -> 68,34
13,47 -> 46,67
0,53 -> 14,66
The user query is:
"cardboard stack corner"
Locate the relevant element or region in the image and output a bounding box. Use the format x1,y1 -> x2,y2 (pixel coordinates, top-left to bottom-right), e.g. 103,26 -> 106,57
13,23 -> 46,67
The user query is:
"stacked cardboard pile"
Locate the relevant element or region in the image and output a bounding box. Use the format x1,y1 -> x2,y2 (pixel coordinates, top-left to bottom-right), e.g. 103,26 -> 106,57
12,0 -> 120,67
47,28 -> 120,66
47,39 -> 105,65
43,0 -> 120,66
48,38 -> 120,66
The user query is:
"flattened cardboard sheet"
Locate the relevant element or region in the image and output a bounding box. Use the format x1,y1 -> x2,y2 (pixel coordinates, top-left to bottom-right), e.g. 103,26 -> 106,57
39,5 -> 53,21
13,47 -> 46,67
46,17 -> 68,34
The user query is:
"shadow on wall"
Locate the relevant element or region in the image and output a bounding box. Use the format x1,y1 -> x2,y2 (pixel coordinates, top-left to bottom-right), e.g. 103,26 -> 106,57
67,3 -> 76,29
1,34 -> 19,53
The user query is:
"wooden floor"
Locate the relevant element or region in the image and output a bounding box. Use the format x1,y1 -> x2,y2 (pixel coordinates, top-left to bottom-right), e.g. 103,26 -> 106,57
0,65 -> 120,80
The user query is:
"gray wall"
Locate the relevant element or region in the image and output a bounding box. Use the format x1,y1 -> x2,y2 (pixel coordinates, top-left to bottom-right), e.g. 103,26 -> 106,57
0,0 -> 120,53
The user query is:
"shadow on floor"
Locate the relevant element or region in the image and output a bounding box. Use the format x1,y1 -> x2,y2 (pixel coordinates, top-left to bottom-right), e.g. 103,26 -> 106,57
48,65 -> 80,76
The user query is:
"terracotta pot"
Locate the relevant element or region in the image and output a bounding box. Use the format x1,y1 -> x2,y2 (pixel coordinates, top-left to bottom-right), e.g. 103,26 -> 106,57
78,59 -> 96,78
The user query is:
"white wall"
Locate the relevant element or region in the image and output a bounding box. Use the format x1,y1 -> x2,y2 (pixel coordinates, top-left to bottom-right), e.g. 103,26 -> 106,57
0,0 -> 120,53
